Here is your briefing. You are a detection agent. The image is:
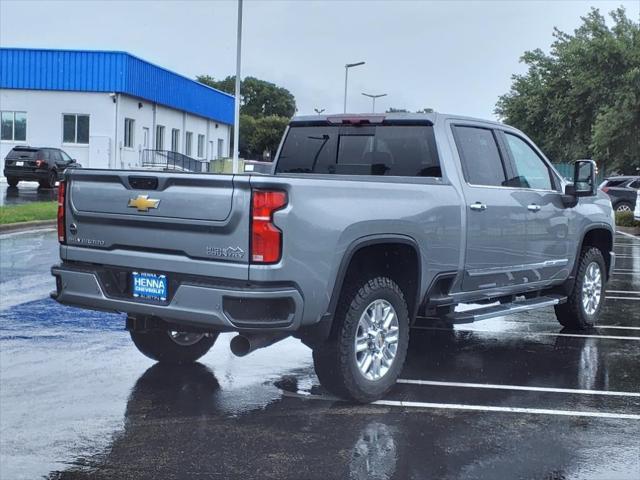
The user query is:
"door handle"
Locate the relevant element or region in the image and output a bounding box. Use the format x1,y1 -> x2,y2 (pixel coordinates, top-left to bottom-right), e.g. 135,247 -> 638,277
469,202 -> 487,211
527,204 -> 541,212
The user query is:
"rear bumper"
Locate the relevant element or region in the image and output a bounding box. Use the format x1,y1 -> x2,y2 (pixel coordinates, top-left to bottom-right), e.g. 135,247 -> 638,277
51,264 -> 304,332
4,169 -> 50,181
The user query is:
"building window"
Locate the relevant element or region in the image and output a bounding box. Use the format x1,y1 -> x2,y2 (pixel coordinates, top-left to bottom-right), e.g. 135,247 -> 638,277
197,134 -> 205,158
171,129 -> 180,152
1,111 -> 27,141
142,127 -> 149,149
124,118 -> 135,148
63,114 -> 90,144
156,125 -> 165,150
185,131 -> 193,156
217,139 -> 224,159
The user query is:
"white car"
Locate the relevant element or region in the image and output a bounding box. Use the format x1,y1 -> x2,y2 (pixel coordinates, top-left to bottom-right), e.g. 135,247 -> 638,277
635,189 -> 640,222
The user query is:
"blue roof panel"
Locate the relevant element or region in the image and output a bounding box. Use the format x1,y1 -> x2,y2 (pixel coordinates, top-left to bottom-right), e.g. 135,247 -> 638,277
0,48 -> 234,124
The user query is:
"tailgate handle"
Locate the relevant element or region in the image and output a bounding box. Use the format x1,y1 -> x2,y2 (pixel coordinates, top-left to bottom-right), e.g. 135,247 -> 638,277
128,176 -> 158,190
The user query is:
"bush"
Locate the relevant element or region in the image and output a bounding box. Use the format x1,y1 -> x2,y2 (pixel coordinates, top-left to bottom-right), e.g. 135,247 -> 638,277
0,201 -> 57,225
615,211 -> 640,227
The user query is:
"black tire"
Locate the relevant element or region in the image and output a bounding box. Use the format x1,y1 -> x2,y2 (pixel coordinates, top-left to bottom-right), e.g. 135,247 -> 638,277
39,171 -> 57,189
614,201 -> 633,213
6,177 -> 19,187
554,247 -> 606,330
312,276 -> 410,403
130,329 -> 218,364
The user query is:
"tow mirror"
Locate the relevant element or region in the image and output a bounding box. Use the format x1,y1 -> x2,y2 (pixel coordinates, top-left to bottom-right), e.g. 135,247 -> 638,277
564,160 -> 596,202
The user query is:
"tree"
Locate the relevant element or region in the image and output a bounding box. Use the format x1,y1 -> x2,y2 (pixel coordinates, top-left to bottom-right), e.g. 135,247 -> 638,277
197,75 -> 296,159
197,75 -> 296,118
495,8 -> 640,174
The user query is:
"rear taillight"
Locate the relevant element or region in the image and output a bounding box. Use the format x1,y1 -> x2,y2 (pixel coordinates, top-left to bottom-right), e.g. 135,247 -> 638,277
251,190 -> 287,263
601,186 -> 610,193
57,181 -> 66,243
35,159 -> 46,168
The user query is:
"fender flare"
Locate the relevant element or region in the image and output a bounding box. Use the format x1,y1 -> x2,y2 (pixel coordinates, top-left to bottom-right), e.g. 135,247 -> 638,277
564,224 -> 615,292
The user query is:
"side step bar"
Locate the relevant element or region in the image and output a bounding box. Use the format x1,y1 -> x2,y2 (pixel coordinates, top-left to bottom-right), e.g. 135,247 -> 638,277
430,294 -> 567,324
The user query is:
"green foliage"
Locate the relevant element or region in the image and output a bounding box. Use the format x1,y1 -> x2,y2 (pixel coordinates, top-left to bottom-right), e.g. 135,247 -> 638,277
495,7 -> 640,174
197,75 -> 296,158
0,202 -> 57,225
615,211 -> 640,227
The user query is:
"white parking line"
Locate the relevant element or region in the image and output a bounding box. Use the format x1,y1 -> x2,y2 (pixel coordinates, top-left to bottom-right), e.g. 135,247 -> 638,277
606,296 -> 640,301
396,379 -> 640,397
596,325 -> 640,331
607,290 -> 640,295
372,400 -> 640,420
616,231 -> 640,240
411,325 -> 640,341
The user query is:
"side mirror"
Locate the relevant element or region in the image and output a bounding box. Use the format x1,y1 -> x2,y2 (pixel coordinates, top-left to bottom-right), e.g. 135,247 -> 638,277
565,159 -> 596,198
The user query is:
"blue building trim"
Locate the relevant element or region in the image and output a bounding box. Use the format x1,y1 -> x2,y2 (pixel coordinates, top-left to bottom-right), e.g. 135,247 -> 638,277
0,48 -> 234,125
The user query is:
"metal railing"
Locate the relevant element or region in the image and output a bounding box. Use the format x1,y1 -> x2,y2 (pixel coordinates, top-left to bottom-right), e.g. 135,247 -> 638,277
140,149 -> 210,173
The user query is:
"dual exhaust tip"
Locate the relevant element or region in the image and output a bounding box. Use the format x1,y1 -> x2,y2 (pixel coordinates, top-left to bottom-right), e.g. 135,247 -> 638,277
229,333 -> 288,357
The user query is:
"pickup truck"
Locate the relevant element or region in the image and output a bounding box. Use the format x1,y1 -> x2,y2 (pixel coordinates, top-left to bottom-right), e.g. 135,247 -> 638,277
51,113 -> 616,402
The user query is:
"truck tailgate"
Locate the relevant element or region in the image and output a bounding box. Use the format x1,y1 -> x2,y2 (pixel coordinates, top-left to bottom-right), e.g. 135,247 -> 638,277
62,170 -> 251,280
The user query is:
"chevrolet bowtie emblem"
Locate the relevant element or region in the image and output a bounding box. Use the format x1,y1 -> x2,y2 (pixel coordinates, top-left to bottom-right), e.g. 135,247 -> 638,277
128,195 -> 160,212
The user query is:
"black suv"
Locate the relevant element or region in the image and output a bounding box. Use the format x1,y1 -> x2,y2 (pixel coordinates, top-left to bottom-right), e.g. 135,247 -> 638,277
599,175 -> 640,213
3,146 -> 81,188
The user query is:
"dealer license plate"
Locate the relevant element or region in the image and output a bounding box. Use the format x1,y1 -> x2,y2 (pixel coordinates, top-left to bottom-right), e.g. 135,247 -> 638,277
132,272 -> 167,301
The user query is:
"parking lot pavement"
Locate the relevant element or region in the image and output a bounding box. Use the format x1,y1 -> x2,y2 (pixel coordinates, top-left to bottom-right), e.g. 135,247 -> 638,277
0,178 -> 58,206
1,231 -> 639,480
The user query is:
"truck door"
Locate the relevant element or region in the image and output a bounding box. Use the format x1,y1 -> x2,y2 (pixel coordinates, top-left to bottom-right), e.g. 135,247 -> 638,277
498,131 -> 571,284
452,124 -> 531,292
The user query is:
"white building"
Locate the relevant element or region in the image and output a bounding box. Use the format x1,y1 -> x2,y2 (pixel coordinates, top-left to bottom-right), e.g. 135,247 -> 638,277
0,48 -> 233,169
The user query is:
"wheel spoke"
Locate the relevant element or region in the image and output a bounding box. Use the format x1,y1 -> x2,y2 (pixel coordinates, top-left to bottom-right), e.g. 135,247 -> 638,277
383,309 -> 395,330
360,352 -> 373,374
356,337 -> 369,353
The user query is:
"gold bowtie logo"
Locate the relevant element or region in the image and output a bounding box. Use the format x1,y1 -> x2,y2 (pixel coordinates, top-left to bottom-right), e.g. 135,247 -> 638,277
128,195 -> 160,212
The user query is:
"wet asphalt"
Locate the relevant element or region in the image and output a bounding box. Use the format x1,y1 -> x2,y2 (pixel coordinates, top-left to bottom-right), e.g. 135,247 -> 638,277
0,180 -> 58,207
0,229 -> 639,480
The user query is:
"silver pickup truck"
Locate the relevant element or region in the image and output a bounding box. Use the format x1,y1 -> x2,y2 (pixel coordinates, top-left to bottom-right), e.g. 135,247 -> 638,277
52,113 -> 615,402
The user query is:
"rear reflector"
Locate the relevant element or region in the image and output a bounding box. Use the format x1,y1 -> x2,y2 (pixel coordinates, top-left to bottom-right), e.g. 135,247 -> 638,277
251,190 -> 287,263
57,181 -> 66,243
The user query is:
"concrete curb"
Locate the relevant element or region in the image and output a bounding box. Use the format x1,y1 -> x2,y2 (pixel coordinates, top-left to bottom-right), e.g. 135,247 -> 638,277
0,219 -> 56,233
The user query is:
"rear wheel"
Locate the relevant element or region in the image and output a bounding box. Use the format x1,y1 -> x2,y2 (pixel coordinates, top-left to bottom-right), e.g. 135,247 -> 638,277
130,328 -> 218,364
312,276 -> 409,403
614,202 -> 633,213
39,171 -> 57,189
555,247 -> 606,330
6,177 -> 18,187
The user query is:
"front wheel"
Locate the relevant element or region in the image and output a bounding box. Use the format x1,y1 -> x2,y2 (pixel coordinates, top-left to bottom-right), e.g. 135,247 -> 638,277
555,247 -> 606,330
312,276 -> 409,403
130,328 -> 218,364
39,171 -> 57,189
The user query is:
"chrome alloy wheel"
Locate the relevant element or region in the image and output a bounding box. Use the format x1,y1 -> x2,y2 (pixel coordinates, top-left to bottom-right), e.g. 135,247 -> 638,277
582,262 -> 603,316
616,204 -> 632,213
355,299 -> 400,381
167,331 -> 205,347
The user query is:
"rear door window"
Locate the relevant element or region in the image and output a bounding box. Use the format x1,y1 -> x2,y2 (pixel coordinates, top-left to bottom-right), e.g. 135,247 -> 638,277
276,125 -> 440,177
452,126 -> 507,187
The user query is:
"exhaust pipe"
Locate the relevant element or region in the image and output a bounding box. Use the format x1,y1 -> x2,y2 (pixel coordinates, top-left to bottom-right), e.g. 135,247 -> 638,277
230,333 -> 289,357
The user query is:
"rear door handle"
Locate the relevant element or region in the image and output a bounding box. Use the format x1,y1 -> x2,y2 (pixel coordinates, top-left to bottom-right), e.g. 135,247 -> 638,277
527,204 -> 541,212
470,202 -> 487,211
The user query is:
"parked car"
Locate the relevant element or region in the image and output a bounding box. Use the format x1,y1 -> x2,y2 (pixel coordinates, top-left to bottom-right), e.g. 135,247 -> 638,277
599,175 -> 640,213
635,189 -> 640,222
3,146 -> 81,188
52,113 -> 615,403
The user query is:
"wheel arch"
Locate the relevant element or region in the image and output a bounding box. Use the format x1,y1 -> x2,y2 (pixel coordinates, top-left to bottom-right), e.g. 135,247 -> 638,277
566,225 -> 614,289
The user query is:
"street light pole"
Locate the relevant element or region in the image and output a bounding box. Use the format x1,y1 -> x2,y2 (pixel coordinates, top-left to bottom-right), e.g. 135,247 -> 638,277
343,61 -> 365,113
232,0 -> 243,174
361,93 -> 387,113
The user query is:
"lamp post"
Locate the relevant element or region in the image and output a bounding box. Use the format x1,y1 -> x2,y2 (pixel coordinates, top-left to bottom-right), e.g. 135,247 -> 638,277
361,93 -> 387,113
343,61 -> 365,113
232,0 -> 243,174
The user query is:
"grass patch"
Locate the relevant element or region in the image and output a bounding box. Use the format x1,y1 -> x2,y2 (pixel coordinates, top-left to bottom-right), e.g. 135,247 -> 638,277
0,202 -> 57,225
615,211 -> 640,228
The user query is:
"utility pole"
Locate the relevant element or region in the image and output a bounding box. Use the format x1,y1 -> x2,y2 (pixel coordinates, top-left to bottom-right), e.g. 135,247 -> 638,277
361,93 -> 387,113
343,61 -> 365,113
232,0 -> 243,174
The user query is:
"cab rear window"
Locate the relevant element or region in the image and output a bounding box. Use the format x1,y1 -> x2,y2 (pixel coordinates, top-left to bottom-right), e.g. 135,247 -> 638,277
275,125 -> 441,177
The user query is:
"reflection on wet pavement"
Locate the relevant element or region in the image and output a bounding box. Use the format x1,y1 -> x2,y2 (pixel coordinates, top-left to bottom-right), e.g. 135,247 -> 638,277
1,182 -> 58,206
0,231 -> 638,479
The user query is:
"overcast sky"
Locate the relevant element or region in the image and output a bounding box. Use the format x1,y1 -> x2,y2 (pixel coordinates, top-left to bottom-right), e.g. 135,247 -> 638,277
1,0 -> 638,119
